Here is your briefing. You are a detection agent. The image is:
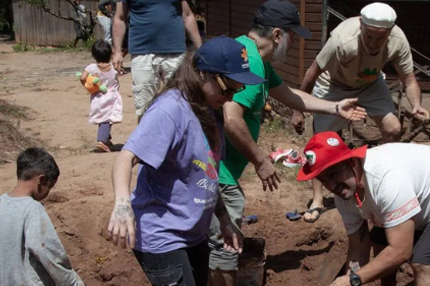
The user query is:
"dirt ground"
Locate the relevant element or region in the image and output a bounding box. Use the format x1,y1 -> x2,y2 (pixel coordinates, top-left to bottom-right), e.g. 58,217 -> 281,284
0,38 -> 424,286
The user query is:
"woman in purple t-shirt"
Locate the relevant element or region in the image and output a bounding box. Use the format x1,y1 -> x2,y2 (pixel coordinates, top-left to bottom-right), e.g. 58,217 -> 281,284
107,36 -> 266,286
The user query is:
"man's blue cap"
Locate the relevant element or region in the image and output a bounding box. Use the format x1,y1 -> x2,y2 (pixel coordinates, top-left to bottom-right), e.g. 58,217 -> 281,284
195,36 -> 267,85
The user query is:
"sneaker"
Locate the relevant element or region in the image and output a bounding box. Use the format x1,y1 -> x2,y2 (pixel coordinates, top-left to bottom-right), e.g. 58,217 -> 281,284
282,150 -> 305,168
96,141 -> 111,152
269,148 -> 293,163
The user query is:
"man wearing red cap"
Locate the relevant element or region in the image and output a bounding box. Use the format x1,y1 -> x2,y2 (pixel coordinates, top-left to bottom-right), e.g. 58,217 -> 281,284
297,132 -> 430,286
293,2 -> 429,223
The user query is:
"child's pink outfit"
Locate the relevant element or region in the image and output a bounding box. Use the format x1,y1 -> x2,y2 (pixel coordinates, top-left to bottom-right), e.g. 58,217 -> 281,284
84,63 -> 123,124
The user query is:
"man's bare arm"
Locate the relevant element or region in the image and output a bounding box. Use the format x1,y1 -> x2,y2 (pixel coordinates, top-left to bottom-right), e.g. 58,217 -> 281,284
112,2 -> 129,71
181,0 -> 202,49
292,60 -> 325,133
398,71 -> 429,120
351,220 -> 414,284
223,101 -> 280,191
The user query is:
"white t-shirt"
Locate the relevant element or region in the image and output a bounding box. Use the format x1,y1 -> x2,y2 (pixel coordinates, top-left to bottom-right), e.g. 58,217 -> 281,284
336,143 -> 430,235
316,17 -> 413,89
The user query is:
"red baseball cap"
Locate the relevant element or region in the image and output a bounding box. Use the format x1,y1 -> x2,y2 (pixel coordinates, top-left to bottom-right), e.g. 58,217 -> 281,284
296,132 -> 367,181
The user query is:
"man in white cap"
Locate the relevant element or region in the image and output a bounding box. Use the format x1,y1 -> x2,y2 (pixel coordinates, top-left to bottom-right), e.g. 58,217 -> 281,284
297,131 -> 430,286
292,2 -> 430,224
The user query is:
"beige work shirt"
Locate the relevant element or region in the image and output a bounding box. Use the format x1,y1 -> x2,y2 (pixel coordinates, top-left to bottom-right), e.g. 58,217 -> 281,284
316,17 -> 413,89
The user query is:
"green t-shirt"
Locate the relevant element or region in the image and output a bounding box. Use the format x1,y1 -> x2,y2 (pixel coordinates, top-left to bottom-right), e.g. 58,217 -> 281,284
219,35 -> 283,185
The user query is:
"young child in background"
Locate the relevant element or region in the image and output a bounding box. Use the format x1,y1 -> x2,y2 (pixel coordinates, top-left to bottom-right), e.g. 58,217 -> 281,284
0,148 -> 85,286
80,40 -> 123,152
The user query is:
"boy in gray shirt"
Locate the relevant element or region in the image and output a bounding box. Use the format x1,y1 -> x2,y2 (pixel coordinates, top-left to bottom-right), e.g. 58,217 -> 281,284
0,148 -> 84,286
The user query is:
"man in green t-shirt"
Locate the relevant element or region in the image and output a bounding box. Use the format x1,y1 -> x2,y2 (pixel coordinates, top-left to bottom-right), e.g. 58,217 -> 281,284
208,1 -> 368,285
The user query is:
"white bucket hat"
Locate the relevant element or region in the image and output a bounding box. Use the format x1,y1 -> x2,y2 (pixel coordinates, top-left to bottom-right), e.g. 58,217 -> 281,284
361,2 -> 397,28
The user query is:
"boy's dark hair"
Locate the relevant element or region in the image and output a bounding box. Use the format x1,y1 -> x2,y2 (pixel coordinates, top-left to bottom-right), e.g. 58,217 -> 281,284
91,40 -> 112,63
16,148 -> 60,183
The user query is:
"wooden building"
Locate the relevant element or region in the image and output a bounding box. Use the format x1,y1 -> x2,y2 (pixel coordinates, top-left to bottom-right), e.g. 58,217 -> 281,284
328,0 -> 430,90
204,0 -> 430,89
204,0 -> 322,88
12,0 -> 430,89
12,0 -> 102,47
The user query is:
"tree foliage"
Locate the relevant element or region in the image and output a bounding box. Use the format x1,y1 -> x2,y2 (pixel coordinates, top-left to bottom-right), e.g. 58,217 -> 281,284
0,0 -> 13,34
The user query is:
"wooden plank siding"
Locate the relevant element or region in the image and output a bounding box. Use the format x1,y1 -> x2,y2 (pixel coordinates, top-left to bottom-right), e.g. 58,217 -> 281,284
12,0 -> 103,46
331,1 -> 430,66
206,0 -> 323,88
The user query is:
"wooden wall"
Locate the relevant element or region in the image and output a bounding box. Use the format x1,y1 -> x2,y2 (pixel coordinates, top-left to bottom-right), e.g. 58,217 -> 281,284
328,0 -> 430,89
328,1 -> 430,57
205,0 -> 323,88
12,0 -> 102,46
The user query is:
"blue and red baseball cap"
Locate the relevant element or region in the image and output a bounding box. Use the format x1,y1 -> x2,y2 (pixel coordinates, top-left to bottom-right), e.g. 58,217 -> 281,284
195,36 -> 266,85
296,132 -> 368,181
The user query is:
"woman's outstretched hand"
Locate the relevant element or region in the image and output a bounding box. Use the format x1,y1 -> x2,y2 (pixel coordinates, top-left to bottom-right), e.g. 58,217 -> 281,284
107,197 -> 136,248
220,222 -> 243,254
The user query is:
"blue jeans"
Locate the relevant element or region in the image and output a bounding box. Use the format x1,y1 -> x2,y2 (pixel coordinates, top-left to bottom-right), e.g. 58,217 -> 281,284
133,239 -> 210,286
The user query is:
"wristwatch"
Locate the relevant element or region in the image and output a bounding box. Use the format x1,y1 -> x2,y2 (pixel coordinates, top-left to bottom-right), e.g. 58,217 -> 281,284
349,272 -> 362,286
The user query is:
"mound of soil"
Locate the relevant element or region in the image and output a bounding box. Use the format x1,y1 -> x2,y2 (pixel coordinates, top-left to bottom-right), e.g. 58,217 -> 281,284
0,99 -> 40,164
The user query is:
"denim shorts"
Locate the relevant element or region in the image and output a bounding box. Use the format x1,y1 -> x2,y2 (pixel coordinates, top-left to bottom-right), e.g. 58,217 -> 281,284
133,239 -> 210,286
370,224 -> 430,265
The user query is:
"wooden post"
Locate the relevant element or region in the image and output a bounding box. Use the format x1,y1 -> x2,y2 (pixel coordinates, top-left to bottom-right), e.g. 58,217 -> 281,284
321,0 -> 328,47
228,0 -> 231,37
299,0 -> 306,82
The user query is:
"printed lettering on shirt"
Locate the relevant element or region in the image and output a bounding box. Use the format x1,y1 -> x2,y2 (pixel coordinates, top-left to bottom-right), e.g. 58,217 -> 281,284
194,196 -> 217,210
197,178 -> 217,193
382,198 -> 420,222
194,196 -> 214,205
192,139 -> 220,181
193,160 -> 207,171
193,135 -> 220,210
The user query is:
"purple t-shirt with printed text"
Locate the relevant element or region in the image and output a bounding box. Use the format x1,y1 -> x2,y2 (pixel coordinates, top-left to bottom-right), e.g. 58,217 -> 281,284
123,89 -> 222,253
